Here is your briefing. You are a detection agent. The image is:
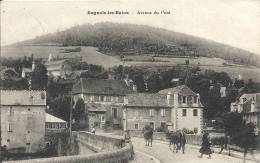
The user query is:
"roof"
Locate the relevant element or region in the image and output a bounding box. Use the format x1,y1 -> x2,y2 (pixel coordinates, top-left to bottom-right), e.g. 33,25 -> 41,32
0,90 -> 46,106
71,78 -> 133,96
46,113 -> 66,123
125,93 -> 168,107
159,85 -> 197,96
45,59 -> 69,71
22,68 -> 32,73
86,103 -> 107,112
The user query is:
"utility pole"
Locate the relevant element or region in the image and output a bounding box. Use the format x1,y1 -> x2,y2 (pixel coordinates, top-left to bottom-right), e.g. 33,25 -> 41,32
70,95 -> 73,138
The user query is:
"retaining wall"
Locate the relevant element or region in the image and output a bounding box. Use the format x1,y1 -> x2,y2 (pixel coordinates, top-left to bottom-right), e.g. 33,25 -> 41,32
5,132 -> 132,163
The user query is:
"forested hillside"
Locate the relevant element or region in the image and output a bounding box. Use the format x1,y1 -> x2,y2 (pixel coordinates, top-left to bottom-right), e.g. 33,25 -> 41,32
15,22 -> 259,66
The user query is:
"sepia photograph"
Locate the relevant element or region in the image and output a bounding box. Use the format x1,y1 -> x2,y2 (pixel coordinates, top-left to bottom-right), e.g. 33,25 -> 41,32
0,0 -> 260,162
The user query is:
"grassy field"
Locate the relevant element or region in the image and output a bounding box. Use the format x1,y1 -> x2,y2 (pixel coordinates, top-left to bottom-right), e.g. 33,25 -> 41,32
2,45 -> 259,82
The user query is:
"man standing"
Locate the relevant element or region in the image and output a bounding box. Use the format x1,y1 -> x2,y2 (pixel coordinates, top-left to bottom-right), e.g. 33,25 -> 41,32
180,130 -> 186,154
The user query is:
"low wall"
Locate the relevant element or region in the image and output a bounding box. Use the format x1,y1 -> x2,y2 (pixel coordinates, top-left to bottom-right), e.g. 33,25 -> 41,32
6,132 -> 132,163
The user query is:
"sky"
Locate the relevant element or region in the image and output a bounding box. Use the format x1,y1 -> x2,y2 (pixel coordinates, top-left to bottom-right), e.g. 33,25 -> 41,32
1,0 -> 260,55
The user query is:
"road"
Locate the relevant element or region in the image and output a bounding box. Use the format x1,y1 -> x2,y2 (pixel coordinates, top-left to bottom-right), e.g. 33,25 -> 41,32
131,137 -> 256,163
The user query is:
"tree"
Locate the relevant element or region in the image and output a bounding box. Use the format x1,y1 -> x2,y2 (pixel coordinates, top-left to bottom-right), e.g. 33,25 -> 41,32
73,98 -> 89,131
206,85 -> 224,118
222,112 -> 257,162
74,98 -> 85,123
234,79 -> 245,89
48,95 -> 71,122
147,73 -> 161,93
244,79 -> 255,93
132,73 -> 145,92
31,64 -> 48,90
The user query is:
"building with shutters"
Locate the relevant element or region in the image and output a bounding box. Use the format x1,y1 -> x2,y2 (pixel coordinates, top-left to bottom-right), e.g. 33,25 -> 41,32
0,90 -> 46,153
123,85 -> 204,134
71,78 -> 133,128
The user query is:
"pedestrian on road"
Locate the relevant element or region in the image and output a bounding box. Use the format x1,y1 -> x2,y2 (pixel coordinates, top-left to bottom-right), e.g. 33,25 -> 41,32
124,130 -> 135,160
199,132 -> 212,159
91,126 -> 96,134
180,130 -> 186,154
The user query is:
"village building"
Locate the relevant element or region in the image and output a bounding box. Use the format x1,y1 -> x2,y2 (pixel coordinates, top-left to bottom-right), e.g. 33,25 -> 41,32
230,93 -> 260,134
230,93 -> 260,113
44,59 -> 72,79
86,103 -> 106,128
159,85 -> 204,134
123,85 -> 204,134
71,78 -> 133,129
0,90 -> 46,153
45,113 -> 67,134
21,61 -> 35,78
123,93 -> 171,131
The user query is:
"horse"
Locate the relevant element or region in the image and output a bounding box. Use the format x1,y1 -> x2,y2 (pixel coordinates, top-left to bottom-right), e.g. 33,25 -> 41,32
143,126 -> 153,147
210,135 -> 230,154
166,131 -> 186,153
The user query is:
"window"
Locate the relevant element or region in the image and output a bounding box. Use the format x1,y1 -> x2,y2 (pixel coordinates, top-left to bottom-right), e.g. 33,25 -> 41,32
150,122 -> 155,130
182,109 -> 187,116
106,96 -> 111,102
100,96 -> 105,102
160,109 -> 166,117
194,96 -> 198,103
9,107 -> 14,116
8,122 -> 13,132
182,96 -> 187,104
135,124 -> 139,129
134,111 -> 139,116
112,108 -> 118,118
41,93 -> 45,99
161,122 -> 166,131
194,128 -> 198,134
118,96 -> 124,103
149,109 -> 154,117
193,109 -> 198,116
94,96 -> 99,102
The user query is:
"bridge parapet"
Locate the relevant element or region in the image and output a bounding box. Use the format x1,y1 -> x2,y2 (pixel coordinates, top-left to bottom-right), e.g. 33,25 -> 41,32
6,131 -> 132,163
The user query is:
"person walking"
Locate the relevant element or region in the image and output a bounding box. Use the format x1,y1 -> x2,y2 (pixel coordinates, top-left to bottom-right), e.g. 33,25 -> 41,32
199,132 -> 212,158
124,130 -> 135,159
180,130 -> 186,154
91,126 -> 96,134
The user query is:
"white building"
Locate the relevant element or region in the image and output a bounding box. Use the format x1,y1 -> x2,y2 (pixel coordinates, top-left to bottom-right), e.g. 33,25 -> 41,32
159,85 -> 204,134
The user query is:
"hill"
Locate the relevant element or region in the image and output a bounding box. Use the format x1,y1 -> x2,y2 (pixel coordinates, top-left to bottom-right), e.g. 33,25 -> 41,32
13,22 -> 259,66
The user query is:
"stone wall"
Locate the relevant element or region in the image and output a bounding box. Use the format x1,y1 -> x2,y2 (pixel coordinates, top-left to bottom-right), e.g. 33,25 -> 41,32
5,132 -> 132,163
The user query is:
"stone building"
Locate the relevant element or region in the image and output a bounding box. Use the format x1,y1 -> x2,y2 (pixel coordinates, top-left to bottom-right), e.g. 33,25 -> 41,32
44,59 -> 72,79
231,93 -> 260,135
123,85 -> 204,134
123,93 -> 171,131
159,85 -> 204,134
71,78 -> 133,128
0,90 -> 46,153
86,103 -> 106,128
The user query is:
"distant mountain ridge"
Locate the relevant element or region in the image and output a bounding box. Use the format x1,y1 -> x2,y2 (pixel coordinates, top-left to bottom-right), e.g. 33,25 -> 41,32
13,22 -> 259,66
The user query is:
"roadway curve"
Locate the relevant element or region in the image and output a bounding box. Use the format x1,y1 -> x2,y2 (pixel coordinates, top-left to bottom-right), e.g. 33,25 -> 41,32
132,137 -> 256,163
